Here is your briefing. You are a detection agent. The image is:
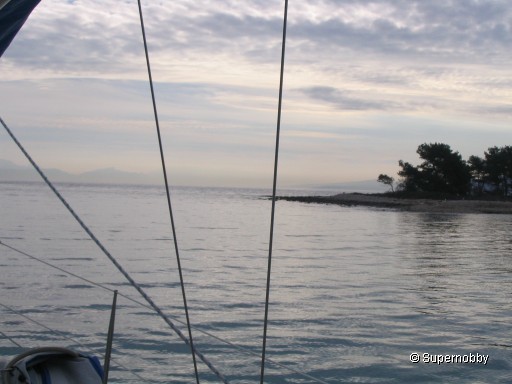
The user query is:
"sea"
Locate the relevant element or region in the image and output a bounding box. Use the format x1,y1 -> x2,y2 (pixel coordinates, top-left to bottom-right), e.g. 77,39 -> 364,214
1,181 -> 511,383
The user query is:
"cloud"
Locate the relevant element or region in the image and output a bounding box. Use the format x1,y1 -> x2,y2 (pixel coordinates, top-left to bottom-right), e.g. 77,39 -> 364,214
2,0 -> 287,78
5,0 -> 512,86
3,0 -> 512,187
299,86 -> 393,111
290,0 -> 512,59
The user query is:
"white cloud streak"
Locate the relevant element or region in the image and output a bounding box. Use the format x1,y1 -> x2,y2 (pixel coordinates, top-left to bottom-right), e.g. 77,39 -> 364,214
1,0 -> 512,187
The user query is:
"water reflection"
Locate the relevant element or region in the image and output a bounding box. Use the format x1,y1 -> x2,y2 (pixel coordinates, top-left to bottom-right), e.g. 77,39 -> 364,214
3,183 -> 512,383
397,211 -> 512,331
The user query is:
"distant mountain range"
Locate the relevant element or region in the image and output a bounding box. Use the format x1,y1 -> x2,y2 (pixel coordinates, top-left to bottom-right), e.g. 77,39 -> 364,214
0,158 -> 386,192
0,159 -> 160,185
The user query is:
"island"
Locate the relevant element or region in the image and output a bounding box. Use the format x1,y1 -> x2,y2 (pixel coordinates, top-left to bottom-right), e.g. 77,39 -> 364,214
276,193 -> 512,214
277,142 -> 512,214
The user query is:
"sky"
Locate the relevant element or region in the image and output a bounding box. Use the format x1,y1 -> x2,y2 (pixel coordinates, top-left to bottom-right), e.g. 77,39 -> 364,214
1,0 -> 512,188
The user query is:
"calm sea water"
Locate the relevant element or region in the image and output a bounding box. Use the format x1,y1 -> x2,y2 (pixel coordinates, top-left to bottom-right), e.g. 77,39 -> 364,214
1,181 -> 511,383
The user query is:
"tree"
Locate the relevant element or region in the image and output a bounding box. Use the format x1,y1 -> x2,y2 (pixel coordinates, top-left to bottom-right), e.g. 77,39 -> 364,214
485,146 -> 512,196
377,174 -> 395,192
398,143 -> 471,196
468,155 -> 486,195
397,160 -> 421,192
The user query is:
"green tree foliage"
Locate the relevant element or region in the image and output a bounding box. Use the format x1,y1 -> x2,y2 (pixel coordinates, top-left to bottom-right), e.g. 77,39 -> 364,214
397,143 -> 471,196
383,143 -> 512,197
377,174 -> 395,192
468,155 -> 486,195
484,146 -> 512,196
397,160 -> 421,192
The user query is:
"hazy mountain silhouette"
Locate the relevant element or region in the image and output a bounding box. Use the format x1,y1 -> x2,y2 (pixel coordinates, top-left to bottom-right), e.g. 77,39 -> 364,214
0,159 -> 159,185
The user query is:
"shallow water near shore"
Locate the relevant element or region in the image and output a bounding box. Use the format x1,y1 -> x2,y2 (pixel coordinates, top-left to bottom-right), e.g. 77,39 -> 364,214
1,181 -> 511,383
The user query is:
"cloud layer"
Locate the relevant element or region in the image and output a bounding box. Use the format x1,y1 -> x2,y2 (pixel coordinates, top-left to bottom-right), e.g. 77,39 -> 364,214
2,0 -> 512,187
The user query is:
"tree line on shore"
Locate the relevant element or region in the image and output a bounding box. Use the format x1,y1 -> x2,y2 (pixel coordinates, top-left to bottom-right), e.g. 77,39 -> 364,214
378,143 -> 512,198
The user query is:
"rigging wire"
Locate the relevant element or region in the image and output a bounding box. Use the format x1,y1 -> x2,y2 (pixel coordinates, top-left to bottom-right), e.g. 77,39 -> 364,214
0,240 -> 136,304
260,0 -> 289,383
0,240 -> 330,384
135,1 -> 200,383
0,303 -> 150,383
0,331 -> 23,348
0,117 -> 228,384
0,240 -> 230,380
1,2 -> 326,382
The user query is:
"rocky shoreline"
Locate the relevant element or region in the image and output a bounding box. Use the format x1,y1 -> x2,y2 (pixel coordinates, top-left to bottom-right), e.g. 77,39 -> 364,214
276,193 -> 512,214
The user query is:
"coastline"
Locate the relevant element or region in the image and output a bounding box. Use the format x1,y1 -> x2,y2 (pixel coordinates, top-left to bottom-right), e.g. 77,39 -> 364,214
277,193 -> 512,214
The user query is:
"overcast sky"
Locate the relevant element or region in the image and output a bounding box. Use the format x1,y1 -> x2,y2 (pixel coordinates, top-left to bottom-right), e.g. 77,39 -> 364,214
2,0 -> 512,188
